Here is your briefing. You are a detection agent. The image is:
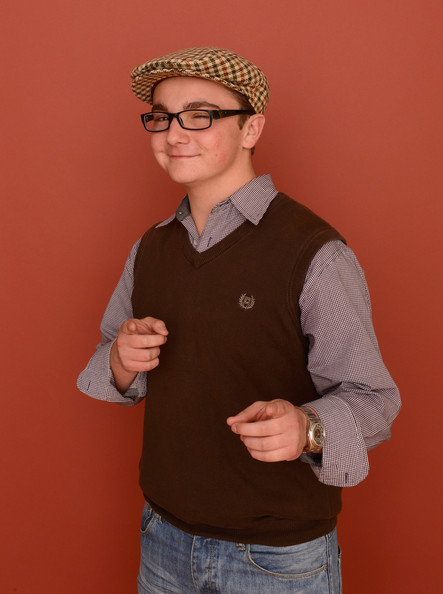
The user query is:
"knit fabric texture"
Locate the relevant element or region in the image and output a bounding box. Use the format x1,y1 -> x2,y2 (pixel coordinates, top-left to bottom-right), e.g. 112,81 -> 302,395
132,194 -> 344,546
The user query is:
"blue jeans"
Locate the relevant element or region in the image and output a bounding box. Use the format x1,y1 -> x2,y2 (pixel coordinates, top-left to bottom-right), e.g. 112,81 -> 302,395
137,503 -> 342,593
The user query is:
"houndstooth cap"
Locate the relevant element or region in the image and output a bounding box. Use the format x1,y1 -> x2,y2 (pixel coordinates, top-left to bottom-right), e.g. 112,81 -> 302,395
131,47 -> 270,114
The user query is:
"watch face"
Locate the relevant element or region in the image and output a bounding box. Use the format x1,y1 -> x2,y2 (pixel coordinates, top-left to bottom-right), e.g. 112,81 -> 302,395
312,424 -> 325,446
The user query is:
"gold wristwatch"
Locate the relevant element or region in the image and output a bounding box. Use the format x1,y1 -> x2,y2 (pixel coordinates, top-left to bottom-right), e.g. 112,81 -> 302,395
299,406 -> 325,453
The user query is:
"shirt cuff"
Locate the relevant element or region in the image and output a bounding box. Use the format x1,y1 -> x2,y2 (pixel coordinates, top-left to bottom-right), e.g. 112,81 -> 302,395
77,341 -> 147,405
302,395 -> 369,487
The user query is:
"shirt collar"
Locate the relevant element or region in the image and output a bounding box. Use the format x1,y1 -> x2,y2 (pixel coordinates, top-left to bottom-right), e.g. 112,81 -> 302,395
174,174 -> 277,225
229,174 -> 278,225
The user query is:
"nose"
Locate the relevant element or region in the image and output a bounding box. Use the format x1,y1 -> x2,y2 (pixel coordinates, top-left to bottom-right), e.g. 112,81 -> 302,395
166,116 -> 190,144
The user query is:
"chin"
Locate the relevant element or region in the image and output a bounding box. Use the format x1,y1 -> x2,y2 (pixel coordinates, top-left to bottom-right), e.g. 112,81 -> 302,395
163,166 -> 194,183
163,164 -> 200,186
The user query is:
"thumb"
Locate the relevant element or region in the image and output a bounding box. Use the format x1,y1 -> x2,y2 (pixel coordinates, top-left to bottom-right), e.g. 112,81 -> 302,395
121,319 -> 140,335
264,399 -> 288,419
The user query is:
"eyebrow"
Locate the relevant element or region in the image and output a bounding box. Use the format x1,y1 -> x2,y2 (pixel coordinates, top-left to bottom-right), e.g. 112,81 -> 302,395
185,101 -> 221,110
151,100 -> 221,111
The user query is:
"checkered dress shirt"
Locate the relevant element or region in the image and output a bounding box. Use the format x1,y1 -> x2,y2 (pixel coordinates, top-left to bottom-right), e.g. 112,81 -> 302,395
77,175 -> 400,487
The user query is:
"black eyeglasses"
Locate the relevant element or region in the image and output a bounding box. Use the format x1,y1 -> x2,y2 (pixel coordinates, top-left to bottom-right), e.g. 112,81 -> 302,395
140,109 -> 255,132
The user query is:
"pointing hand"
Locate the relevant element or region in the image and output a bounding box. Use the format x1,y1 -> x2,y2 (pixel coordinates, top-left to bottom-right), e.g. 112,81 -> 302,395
227,399 -> 308,462
110,317 -> 168,393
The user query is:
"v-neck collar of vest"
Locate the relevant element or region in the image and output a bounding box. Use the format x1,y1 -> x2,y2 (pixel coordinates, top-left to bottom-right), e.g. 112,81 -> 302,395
177,194 -> 289,268
179,218 -> 255,269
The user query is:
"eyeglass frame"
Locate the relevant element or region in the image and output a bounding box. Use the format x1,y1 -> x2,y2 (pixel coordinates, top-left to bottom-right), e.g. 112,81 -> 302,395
140,109 -> 255,132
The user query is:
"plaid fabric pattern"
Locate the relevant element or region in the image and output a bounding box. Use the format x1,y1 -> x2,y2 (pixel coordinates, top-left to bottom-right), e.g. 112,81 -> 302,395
131,47 -> 270,113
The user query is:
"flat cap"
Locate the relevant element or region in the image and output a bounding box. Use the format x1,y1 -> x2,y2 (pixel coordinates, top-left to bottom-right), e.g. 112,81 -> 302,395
131,47 -> 270,114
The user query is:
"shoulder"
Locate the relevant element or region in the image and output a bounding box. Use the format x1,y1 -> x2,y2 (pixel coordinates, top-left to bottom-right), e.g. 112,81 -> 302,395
305,241 -> 366,286
138,215 -> 180,247
268,193 -> 344,241
263,195 -> 346,277
155,213 -> 176,228
301,240 -> 371,309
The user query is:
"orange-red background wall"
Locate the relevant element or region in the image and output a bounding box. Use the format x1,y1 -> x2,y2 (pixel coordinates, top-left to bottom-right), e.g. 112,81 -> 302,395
1,1 -> 441,592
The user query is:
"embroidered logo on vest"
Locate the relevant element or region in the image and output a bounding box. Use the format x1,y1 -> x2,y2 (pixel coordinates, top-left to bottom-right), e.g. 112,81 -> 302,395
239,293 -> 255,310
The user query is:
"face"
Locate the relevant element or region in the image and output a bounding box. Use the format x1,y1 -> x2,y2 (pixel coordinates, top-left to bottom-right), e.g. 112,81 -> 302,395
149,77 -> 253,193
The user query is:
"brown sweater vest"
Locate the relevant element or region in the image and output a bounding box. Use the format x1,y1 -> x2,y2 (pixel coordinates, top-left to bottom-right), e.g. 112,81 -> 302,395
132,193 -> 344,546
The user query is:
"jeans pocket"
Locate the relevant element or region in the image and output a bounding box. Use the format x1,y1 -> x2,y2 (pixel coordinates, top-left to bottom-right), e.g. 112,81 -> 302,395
140,502 -> 156,535
247,535 -> 329,579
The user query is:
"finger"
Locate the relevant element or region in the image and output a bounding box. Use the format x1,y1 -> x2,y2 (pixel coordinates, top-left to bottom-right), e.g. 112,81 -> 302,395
227,399 -> 291,427
123,346 -> 161,363
116,332 -> 167,352
121,356 -> 161,373
121,317 -> 168,337
140,317 -> 169,336
230,417 -> 284,437
245,446 -> 299,463
135,333 -> 168,348
226,401 -> 267,426
240,434 -> 287,452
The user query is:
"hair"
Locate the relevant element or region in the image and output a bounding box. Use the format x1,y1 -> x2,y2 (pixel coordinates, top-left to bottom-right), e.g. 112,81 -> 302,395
227,88 -> 257,155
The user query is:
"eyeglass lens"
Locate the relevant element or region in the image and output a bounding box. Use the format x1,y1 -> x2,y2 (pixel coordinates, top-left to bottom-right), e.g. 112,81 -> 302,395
145,110 -> 212,131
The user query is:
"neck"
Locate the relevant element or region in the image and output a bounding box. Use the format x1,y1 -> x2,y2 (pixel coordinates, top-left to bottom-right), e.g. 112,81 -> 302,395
186,166 -> 257,235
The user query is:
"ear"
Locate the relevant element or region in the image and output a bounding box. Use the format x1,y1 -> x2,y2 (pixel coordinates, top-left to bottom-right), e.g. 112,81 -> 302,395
242,114 -> 265,150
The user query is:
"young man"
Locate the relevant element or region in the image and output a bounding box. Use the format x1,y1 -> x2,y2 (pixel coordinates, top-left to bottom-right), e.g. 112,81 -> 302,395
78,47 -> 400,593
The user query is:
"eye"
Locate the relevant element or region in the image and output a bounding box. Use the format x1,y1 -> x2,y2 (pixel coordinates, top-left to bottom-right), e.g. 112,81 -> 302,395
190,111 -> 211,120
151,112 -> 169,122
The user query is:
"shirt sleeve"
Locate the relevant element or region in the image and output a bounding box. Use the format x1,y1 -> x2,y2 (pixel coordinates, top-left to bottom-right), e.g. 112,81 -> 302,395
299,240 -> 401,487
76,239 -> 147,405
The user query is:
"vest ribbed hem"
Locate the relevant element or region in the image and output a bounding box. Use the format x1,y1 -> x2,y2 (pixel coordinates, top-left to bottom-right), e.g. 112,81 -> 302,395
146,495 -> 338,546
